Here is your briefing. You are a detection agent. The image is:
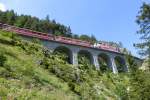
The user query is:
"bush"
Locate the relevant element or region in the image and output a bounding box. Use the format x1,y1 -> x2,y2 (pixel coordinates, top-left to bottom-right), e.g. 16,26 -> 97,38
0,53 -> 7,66
11,33 -> 20,46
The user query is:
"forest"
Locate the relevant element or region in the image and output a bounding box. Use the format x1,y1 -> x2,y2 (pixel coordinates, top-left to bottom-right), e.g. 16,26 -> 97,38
0,10 -> 98,43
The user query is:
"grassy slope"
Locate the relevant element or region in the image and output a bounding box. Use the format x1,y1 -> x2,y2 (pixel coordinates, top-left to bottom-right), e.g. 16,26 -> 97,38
0,30 -> 129,100
0,30 -> 79,100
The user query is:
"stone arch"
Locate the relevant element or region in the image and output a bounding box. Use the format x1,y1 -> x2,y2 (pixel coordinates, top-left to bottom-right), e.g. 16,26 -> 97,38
53,46 -> 72,64
98,53 -> 111,71
78,50 -> 94,65
114,56 -> 126,72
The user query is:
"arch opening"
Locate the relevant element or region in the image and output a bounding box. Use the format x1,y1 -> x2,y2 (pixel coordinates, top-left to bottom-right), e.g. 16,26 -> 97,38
98,53 -> 111,72
114,56 -> 126,72
78,50 -> 93,65
54,46 -> 72,64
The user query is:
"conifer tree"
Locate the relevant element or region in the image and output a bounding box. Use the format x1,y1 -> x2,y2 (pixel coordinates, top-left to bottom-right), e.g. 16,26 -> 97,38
135,3 -> 150,63
129,3 -> 150,99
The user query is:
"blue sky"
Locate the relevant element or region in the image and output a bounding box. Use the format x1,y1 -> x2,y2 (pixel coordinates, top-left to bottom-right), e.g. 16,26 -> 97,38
0,0 -> 149,57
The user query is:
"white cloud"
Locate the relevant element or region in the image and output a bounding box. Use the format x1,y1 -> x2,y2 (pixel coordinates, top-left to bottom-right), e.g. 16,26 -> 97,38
0,3 -> 6,12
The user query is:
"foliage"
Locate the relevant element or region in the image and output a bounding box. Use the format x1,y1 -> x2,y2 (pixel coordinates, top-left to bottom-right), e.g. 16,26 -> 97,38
79,34 -> 97,44
98,57 -> 110,72
129,70 -> 150,100
125,52 -> 138,72
99,65 -> 110,72
0,30 -> 78,100
0,53 -> 7,66
10,33 -> 21,46
135,3 -> 150,59
40,46 -> 130,99
127,3 -> 150,99
125,50 -> 150,100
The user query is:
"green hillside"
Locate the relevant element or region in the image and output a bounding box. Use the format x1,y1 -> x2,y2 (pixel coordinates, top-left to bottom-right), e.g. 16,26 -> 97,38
0,2 -> 150,100
0,30 -> 131,100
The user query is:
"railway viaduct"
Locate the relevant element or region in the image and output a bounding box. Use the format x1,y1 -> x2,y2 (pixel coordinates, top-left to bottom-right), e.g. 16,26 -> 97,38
24,36 -> 143,73
0,23 -> 143,73
41,40 -> 128,73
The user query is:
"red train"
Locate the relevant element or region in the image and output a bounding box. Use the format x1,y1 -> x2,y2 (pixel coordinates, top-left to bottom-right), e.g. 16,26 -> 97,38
93,43 -> 121,53
0,23 -> 121,53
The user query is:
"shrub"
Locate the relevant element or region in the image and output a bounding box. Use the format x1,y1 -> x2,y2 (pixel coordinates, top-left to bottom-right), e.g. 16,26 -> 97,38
11,33 -> 20,45
0,53 -> 7,66
32,38 -> 41,44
